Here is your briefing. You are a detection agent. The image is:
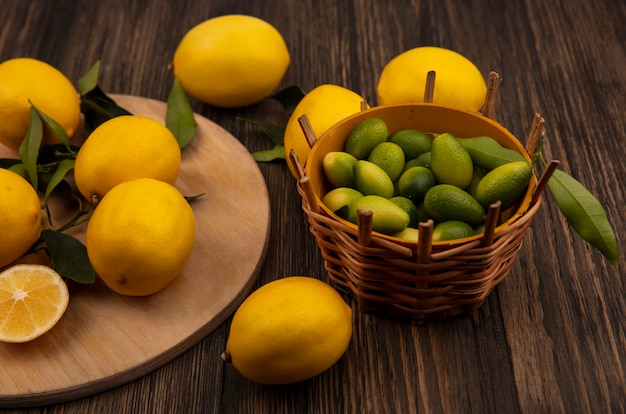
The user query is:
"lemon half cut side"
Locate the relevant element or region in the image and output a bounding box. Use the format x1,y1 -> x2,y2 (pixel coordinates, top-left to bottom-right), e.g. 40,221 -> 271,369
0,264 -> 69,343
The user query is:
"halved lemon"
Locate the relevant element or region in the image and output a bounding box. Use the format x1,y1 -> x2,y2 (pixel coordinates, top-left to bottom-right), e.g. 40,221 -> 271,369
0,264 -> 69,343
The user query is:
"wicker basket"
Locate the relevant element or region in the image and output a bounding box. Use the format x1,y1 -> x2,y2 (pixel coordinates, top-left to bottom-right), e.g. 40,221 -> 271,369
293,101 -> 555,323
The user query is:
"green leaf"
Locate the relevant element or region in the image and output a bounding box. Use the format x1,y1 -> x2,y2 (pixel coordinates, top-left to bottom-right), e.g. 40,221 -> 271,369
77,60 -> 101,95
270,85 -> 306,116
37,143 -> 80,165
252,144 -> 286,162
18,106 -> 43,189
44,159 -> 75,203
42,229 -> 95,284
80,86 -> 133,133
166,77 -> 197,149
0,158 -> 23,169
31,103 -> 71,149
547,169 -> 619,268
78,61 -> 132,133
6,163 -> 28,179
184,193 -> 206,203
238,117 -> 285,145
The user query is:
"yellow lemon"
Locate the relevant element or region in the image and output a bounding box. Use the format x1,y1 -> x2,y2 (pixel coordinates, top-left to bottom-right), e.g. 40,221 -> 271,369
0,168 -> 41,268
0,264 -> 69,343
74,115 -> 181,205
284,84 -> 367,178
223,276 -> 352,385
172,15 -> 290,108
377,46 -> 487,111
0,57 -> 80,150
86,178 -> 196,296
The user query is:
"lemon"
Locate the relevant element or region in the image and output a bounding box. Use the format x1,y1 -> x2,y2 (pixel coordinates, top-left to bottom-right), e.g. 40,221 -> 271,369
74,115 -> 181,205
0,58 -> 80,150
284,84 -> 367,178
388,129 -> 432,160
424,184 -> 485,226
432,220 -> 475,241
0,168 -> 41,268
348,195 -> 410,235
323,151 -> 358,188
223,276 -> 352,385
430,133 -> 474,189
344,117 -> 388,160
396,166 -> 436,204
368,141 -> 405,182
353,160 -> 394,198
322,187 -> 363,219
86,178 -> 196,296
475,161 -> 532,209
377,46 -> 487,111
171,15 -> 290,108
0,264 -> 69,343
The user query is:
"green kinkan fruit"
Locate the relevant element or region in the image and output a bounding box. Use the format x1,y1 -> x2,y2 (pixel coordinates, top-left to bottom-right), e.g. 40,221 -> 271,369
344,117 -> 388,159
475,160 -> 532,209
430,133 -> 473,188
424,184 -> 486,226
348,195 -> 410,235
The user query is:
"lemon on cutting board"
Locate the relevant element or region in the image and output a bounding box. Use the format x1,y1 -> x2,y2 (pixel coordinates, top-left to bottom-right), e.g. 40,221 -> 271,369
0,57 -> 80,150
0,168 -> 42,268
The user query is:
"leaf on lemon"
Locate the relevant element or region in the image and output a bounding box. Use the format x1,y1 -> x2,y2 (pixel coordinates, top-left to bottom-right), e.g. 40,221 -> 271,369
18,106 -> 43,189
252,145 -> 286,162
77,60 -> 100,95
166,76 -> 197,149
547,169 -> 619,268
42,229 -> 95,284
79,61 -> 132,133
44,159 -> 75,203
31,103 -> 71,149
270,84 -> 306,116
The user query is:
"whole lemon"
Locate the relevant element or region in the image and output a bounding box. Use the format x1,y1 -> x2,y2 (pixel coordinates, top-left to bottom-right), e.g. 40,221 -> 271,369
74,115 -> 181,205
85,178 -> 196,296
377,46 -> 487,111
0,169 -> 42,267
0,58 -> 80,150
171,15 -> 290,108
284,84 -> 367,178
223,276 -> 353,385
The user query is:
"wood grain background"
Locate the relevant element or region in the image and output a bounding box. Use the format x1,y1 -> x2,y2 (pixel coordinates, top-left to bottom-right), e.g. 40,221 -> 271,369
0,0 -> 624,412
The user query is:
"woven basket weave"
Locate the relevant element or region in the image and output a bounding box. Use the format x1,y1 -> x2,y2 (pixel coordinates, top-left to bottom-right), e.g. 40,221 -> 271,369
293,102 -> 552,323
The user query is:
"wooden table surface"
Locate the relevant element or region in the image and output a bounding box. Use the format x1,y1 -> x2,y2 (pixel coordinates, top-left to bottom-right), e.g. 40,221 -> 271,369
1,0 -> 624,412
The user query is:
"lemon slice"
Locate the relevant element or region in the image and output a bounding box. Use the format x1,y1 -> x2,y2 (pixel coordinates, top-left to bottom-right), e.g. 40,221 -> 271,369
0,264 -> 69,343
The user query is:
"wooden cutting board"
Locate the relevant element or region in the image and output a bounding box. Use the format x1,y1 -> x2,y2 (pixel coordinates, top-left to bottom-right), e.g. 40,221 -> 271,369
0,95 -> 271,407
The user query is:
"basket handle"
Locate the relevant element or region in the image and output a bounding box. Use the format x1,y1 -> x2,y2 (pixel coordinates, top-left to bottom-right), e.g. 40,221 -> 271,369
357,209 -> 373,246
482,201 -> 502,246
532,159 -> 559,205
424,71 -> 436,103
298,114 -> 317,149
525,113 -> 545,156
482,71 -> 502,120
299,176 -> 320,214
289,149 -> 305,181
417,220 -> 434,263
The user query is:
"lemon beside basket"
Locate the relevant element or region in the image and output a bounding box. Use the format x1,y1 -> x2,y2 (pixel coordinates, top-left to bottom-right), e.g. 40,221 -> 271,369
293,102 -> 552,323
